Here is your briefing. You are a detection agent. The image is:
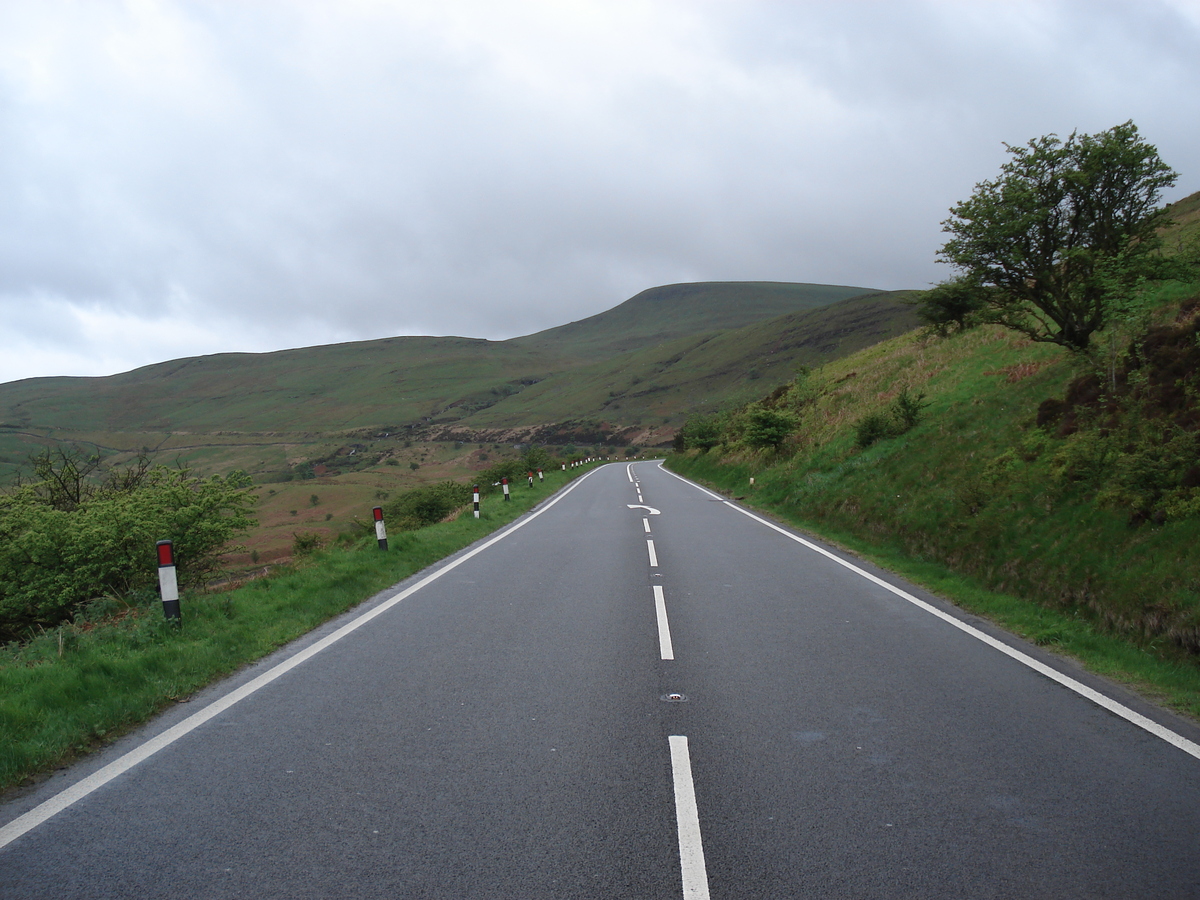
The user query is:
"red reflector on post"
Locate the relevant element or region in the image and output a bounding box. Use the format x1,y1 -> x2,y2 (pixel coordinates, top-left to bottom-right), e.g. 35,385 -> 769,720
372,506 -> 384,521
156,540 -> 174,567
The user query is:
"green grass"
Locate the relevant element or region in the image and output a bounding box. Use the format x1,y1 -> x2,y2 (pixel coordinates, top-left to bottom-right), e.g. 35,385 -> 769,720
0,463 -> 596,794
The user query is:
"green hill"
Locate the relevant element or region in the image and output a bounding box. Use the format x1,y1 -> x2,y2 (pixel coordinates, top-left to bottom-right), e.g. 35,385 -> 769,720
508,281 -> 872,359
0,281 -> 901,479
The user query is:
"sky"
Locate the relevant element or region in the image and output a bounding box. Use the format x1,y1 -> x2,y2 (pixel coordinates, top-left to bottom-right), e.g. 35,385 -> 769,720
1,0 -> 1198,385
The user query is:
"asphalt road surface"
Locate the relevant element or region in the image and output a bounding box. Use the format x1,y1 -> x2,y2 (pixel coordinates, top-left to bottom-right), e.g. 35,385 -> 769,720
3,461 -> 1199,898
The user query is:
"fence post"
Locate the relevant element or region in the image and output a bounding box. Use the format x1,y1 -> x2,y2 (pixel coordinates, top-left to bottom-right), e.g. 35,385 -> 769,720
373,506 -> 388,550
156,540 -> 181,623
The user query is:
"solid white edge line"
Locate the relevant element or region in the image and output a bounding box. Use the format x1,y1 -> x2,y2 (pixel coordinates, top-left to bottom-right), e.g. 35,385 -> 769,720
0,466 -> 607,852
658,464 -> 1200,762
653,585 -> 675,660
626,463 -> 635,483
647,539 -> 659,568
669,735 -> 710,900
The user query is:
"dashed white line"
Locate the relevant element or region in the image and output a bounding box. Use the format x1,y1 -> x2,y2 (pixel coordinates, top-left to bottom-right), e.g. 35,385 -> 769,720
653,585 -> 674,660
643,517 -> 652,534
669,736 -> 710,900
647,539 -> 659,568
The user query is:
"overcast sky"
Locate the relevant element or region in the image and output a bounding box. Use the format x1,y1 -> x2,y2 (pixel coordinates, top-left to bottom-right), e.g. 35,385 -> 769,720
1,0 -> 1197,384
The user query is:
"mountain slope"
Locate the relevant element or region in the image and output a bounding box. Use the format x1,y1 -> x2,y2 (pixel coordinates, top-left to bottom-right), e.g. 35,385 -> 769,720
464,290 -> 919,427
508,281 -> 873,359
0,281 -> 875,436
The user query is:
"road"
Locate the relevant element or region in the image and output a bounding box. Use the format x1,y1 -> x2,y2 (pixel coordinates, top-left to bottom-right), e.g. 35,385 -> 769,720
2,461 -> 1199,898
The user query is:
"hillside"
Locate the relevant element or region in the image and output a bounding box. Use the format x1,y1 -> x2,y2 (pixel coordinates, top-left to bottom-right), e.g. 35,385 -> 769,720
667,271 -> 1200,714
456,290 -> 919,431
508,281 -> 872,359
0,281 -> 871,435
0,281 -> 889,479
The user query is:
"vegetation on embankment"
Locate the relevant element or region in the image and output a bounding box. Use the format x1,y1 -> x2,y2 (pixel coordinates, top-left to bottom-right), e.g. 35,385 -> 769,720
0,462 -> 596,794
667,284 -> 1200,718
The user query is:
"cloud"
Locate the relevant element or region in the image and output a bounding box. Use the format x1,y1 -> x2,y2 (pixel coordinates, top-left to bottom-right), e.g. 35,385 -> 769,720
0,0 -> 1197,383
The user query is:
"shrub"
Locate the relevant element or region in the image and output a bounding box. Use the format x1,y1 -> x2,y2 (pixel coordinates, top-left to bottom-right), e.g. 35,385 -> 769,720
383,481 -> 472,530
292,532 -> 322,556
855,413 -> 894,449
0,461 -> 256,641
893,387 -> 930,429
742,405 -> 797,450
675,414 -> 725,451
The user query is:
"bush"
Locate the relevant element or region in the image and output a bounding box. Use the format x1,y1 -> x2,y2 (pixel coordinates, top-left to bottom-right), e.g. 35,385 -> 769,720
855,413 -> 894,449
383,481 -> 472,530
675,414 -> 725,451
292,532 -> 322,556
0,459 -> 256,641
893,388 -> 930,429
742,405 -> 797,450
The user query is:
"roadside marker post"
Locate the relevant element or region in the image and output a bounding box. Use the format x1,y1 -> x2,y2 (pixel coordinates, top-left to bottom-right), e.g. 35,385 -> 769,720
527,470 -> 534,488
502,478 -> 511,501
155,540 -> 181,623
537,468 -> 544,482
372,506 -> 388,550
473,485 -> 480,519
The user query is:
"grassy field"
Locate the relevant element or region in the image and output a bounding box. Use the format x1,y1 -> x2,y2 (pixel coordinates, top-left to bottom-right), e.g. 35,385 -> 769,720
0,462 -> 599,794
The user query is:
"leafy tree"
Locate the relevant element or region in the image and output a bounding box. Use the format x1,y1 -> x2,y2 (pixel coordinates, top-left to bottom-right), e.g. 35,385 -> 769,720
674,414 -> 724,451
938,121 -> 1179,351
914,276 -> 991,335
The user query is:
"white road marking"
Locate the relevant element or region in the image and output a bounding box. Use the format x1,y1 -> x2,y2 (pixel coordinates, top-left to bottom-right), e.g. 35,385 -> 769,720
669,735 -> 710,900
654,586 -> 674,660
627,504 -> 661,515
658,461 -> 1200,763
0,468 -> 607,851
626,463 -> 636,483
647,539 -> 659,568
643,518 -> 652,533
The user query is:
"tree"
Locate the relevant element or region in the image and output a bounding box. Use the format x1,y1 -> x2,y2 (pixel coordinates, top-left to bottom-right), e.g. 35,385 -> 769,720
938,121 -> 1178,351
913,275 -> 991,335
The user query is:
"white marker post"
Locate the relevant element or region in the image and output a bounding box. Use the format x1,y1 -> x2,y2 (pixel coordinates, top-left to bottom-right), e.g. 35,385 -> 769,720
537,467 -> 544,482
473,485 -> 480,519
527,470 -> 534,488
156,540 -> 181,623
502,477 -> 510,501
372,506 -> 388,550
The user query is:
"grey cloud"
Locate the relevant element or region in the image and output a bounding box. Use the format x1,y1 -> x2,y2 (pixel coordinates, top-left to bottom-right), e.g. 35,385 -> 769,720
0,0 -> 1197,383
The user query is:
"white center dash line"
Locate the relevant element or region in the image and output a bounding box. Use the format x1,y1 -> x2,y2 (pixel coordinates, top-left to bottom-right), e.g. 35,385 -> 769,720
653,585 -> 674,660
669,735 -> 710,900
647,539 -> 659,567
643,517 -> 652,533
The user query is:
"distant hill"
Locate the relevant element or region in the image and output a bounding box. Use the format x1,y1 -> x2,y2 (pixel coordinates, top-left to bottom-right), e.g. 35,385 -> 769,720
0,280 -> 919,480
509,281 -> 872,359
0,281 -> 874,434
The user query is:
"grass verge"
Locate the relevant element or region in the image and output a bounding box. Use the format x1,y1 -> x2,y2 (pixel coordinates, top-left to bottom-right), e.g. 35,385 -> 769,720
0,464 -> 593,795
667,453 -> 1200,723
